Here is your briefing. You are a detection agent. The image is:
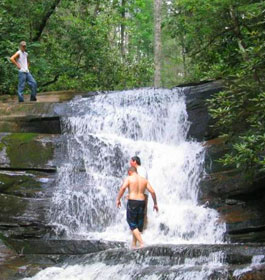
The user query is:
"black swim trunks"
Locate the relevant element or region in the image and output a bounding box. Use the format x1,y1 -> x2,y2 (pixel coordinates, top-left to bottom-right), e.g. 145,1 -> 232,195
127,199 -> 145,232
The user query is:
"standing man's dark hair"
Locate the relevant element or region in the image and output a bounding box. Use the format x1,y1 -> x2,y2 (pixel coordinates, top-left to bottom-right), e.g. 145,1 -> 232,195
10,41 -> 37,102
131,156 -> 141,166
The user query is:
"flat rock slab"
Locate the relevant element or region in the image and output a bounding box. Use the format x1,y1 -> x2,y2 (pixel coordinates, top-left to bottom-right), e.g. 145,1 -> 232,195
8,242 -> 263,280
73,243 -> 265,266
4,240 -> 265,261
0,91 -> 96,134
7,239 -> 125,255
0,91 -> 89,104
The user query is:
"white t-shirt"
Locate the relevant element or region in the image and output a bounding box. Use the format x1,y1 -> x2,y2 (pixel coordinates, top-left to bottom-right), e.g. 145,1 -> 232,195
137,166 -> 148,195
137,166 -> 148,179
16,50 -> 29,73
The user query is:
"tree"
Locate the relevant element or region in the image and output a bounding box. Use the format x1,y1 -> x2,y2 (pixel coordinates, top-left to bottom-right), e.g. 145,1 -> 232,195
154,0 -> 162,87
0,0 -> 154,94
166,0 -> 265,177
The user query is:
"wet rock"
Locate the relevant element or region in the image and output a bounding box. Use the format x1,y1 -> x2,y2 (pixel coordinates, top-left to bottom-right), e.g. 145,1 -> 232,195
182,81 -> 265,243
0,133 -> 62,240
0,133 -> 59,171
0,171 -> 55,239
6,239 -> 125,255
0,239 -> 65,280
0,193 -> 51,239
67,244 -> 265,266
201,138 -> 265,243
2,242 -> 263,279
183,80 -> 223,141
231,264 -> 265,280
0,170 -> 55,198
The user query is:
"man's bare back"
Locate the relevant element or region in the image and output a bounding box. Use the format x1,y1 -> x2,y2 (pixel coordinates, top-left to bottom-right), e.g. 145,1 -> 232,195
127,174 -> 148,201
116,166 -> 158,248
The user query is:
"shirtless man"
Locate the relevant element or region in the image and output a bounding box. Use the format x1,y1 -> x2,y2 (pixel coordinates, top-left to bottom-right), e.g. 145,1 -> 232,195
116,166 -> 158,248
130,156 -> 149,229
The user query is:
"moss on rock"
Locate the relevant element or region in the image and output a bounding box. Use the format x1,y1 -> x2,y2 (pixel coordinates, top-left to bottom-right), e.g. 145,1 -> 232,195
0,133 -> 55,170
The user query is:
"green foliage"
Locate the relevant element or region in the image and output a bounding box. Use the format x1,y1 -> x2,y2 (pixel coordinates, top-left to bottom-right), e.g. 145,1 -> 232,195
0,0 -> 154,95
166,0 -> 265,177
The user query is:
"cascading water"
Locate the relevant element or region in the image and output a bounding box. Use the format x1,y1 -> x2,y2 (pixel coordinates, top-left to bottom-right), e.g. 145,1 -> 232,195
26,88 -> 227,280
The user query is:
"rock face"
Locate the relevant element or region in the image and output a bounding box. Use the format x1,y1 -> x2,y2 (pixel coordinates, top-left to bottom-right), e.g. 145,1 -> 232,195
0,92 -> 77,242
182,82 -> 265,243
200,139 -> 265,243
183,80 -> 223,141
0,131 -> 64,241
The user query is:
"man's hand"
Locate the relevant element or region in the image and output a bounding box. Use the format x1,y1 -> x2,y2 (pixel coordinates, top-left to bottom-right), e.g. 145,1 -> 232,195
116,199 -> 121,208
153,204 -> 158,212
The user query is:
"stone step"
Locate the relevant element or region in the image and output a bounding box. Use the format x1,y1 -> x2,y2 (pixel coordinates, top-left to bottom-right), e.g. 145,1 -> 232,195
6,239 -> 125,255
1,241 -> 265,280
5,241 -> 265,264
0,91 -> 95,134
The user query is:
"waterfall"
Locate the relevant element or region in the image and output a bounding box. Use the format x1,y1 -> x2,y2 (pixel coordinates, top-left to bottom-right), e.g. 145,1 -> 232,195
49,88 -> 225,244
22,88 -> 232,280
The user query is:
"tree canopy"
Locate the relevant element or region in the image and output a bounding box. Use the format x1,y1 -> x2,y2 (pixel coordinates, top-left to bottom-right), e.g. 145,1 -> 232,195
165,0 -> 265,177
1,0 -> 264,177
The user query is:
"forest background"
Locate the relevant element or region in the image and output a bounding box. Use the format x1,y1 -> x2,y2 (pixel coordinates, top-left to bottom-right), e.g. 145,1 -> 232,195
0,0 -> 264,178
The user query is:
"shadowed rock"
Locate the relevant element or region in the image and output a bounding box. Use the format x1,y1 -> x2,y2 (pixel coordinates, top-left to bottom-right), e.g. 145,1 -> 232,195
183,80 -> 223,141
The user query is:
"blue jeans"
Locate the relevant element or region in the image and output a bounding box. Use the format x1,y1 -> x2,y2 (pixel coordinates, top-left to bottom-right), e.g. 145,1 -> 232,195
18,72 -> 37,102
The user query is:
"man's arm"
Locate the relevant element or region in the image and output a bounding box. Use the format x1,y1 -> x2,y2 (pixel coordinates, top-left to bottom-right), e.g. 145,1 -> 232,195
10,52 -> 21,69
146,182 -> 158,212
116,177 -> 129,208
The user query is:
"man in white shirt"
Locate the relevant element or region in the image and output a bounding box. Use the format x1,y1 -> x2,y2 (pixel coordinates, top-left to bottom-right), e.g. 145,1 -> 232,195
130,156 -> 149,229
10,41 -> 37,102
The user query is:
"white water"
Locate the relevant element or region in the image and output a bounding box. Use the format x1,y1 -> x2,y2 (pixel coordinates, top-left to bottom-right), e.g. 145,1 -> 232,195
233,254 -> 265,278
49,88 -> 225,244
27,88 -> 227,279
25,251 -> 228,280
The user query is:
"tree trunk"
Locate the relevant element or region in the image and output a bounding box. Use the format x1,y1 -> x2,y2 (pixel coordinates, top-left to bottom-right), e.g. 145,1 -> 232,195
32,0 -> 61,42
121,0 -> 126,57
94,0 -> 100,17
180,37 -> 187,78
154,0 -> 162,88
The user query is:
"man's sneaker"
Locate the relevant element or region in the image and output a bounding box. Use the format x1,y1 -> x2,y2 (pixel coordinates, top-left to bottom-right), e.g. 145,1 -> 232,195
30,96 -> 37,101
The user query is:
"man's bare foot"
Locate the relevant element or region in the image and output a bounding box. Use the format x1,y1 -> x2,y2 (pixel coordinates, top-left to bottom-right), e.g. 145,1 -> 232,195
139,243 -> 144,248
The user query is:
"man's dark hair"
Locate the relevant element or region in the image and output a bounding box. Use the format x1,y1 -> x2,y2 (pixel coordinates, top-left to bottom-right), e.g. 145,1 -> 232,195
128,166 -> 137,173
131,156 -> 141,165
